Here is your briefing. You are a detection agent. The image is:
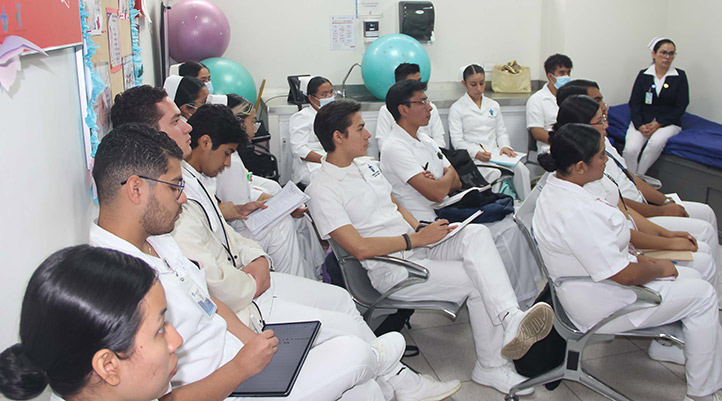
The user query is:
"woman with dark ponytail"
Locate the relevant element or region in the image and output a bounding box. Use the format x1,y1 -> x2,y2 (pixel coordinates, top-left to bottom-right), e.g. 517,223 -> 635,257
0,245 -> 182,401
533,123 -> 722,401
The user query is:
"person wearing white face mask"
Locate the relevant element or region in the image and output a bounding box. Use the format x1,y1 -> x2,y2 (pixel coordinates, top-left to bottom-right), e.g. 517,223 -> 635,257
289,76 -> 335,186
526,53 -> 573,155
179,61 -> 214,94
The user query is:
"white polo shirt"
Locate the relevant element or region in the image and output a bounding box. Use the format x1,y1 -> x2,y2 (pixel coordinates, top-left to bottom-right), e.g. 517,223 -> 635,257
306,157 -> 414,289
448,93 -> 511,159
89,224 -> 242,390
376,102 -> 446,151
533,173 -> 638,332
585,138 -> 645,204
289,106 -> 326,184
380,123 -> 450,222
526,84 -> 558,153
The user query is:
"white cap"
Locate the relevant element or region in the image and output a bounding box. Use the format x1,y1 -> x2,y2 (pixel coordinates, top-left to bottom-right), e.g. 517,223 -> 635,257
163,75 -> 182,102
207,94 -> 228,105
169,63 -> 181,76
647,37 -> 670,51
299,76 -> 312,95
459,63 -> 483,81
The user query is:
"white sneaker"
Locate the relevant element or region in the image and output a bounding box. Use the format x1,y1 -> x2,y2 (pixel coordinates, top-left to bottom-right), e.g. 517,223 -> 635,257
501,302 -> 554,360
472,362 -> 534,396
649,339 -> 685,365
371,332 -> 406,377
391,367 -> 462,401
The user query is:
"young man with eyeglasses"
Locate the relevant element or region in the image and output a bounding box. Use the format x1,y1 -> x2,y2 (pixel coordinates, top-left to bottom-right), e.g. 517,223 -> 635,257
306,96 -> 555,396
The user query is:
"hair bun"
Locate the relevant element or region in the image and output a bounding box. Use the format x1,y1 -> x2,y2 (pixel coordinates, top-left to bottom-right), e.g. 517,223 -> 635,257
537,152 -> 557,172
0,344 -> 48,400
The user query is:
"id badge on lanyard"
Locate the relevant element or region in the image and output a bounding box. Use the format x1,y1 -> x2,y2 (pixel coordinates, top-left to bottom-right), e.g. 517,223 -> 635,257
164,259 -> 217,317
645,89 -> 654,105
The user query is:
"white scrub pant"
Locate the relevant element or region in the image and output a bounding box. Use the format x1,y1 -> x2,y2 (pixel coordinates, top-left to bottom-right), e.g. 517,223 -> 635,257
596,267 -> 722,397
251,175 -> 282,195
371,225 -> 521,368
477,163 -> 532,200
231,215 -> 324,280
230,335 -> 385,401
649,215 -> 720,269
251,273 -> 391,401
623,122 -> 682,175
484,216 -> 539,306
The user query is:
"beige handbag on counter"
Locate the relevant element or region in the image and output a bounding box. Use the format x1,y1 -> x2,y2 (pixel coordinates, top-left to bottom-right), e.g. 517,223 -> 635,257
492,61 -> 531,93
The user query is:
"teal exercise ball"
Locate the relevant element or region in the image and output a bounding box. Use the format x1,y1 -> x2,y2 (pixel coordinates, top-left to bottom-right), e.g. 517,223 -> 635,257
201,57 -> 257,101
361,34 -> 431,100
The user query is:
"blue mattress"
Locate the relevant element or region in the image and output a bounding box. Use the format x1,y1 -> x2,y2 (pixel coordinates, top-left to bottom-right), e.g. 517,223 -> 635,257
607,104 -> 722,169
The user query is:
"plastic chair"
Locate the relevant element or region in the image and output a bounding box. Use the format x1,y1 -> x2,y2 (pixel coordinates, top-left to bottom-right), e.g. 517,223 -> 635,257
506,175 -> 684,401
327,239 -> 466,329
526,129 -> 538,166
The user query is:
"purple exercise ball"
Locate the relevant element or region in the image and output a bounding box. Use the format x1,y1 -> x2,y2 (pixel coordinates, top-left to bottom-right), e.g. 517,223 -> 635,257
168,0 -> 230,62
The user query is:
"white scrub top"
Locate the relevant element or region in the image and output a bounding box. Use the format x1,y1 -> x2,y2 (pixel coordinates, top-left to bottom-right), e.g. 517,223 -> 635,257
289,106 -> 326,184
376,102 -> 446,151
525,84 -> 558,153
89,224 -> 242,390
602,138 -> 645,202
380,123 -> 450,222
533,173 -> 638,332
448,93 -> 511,159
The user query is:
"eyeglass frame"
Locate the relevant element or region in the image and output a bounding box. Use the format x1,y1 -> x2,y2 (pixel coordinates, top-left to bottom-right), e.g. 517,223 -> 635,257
658,50 -> 677,57
120,175 -> 186,199
404,99 -> 432,106
590,114 -> 608,126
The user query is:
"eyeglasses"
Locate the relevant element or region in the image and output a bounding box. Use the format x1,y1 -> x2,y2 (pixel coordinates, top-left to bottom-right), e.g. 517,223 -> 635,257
185,103 -> 201,110
591,115 -> 608,126
658,50 -> 676,57
121,175 -> 186,199
406,99 -> 431,106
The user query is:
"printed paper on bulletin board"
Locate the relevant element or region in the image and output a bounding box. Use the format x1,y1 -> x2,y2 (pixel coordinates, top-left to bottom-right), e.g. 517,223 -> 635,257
91,0 -> 133,100
0,0 -> 82,50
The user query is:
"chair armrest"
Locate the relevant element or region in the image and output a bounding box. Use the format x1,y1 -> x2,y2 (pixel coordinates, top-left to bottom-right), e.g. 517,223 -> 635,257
365,255 -> 429,280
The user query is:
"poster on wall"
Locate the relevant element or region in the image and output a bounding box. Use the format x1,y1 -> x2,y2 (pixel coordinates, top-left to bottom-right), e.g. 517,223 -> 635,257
330,16 -> 356,51
0,0 -> 82,50
83,0 -> 103,35
122,55 -> 134,89
106,8 -> 121,72
118,0 -> 129,19
93,63 -> 112,137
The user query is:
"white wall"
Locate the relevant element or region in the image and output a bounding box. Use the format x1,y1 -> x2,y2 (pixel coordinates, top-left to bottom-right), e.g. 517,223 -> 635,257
666,0 -> 722,122
0,48 -> 96,401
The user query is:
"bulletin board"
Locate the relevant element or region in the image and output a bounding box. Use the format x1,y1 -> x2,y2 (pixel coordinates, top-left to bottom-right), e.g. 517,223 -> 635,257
84,0 -> 135,134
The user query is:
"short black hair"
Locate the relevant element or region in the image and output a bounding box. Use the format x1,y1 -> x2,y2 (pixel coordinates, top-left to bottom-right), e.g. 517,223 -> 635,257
553,94 -> 600,133
538,123 -> 601,175
178,61 -> 208,78
110,85 -> 168,129
93,123 -> 183,205
462,64 -> 485,81
306,76 -> 331,98
385,79 -> 427,122
173,76 -> 205,107
544,53 -> 573,75
394,63 -> 420,82
313,99 -> 361,152
187,104 -> 247,150
555,84 -> 589,106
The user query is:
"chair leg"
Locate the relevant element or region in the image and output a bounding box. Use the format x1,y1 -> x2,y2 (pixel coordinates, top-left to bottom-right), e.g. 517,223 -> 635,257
578,370 -> 633,401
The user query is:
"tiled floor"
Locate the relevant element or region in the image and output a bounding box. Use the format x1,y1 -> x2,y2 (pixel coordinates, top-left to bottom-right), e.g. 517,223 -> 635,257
398,305 -> 712,401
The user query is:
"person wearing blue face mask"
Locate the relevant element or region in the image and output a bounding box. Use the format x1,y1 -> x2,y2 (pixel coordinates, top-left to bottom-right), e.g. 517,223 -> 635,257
289,76 -> 335,186
526,53 -> 573,155
179,61 -> 214,94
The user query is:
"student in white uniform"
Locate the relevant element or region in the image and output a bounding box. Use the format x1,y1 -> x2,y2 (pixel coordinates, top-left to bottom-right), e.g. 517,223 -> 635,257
534,122 -> 722,401
91,123 -> 458,401
306,99 -> 555,396
163,75 -> 209,121
556,80 -> 719,266
289,76 -> 333,186
375,63 -> 446,151
526,53 -> 573,154
554,95 -> 718,296
198,102 -> 324,279
379,79 -> 539,305
449,64 -> 531,200
0,246 -> 182,401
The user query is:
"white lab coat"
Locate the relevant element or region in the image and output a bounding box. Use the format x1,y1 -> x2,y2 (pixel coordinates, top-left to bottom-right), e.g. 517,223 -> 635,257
215,153 -> 324,280
534,173 -> 722,397
289,106 -> 325,185
525,84 -> 557,154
